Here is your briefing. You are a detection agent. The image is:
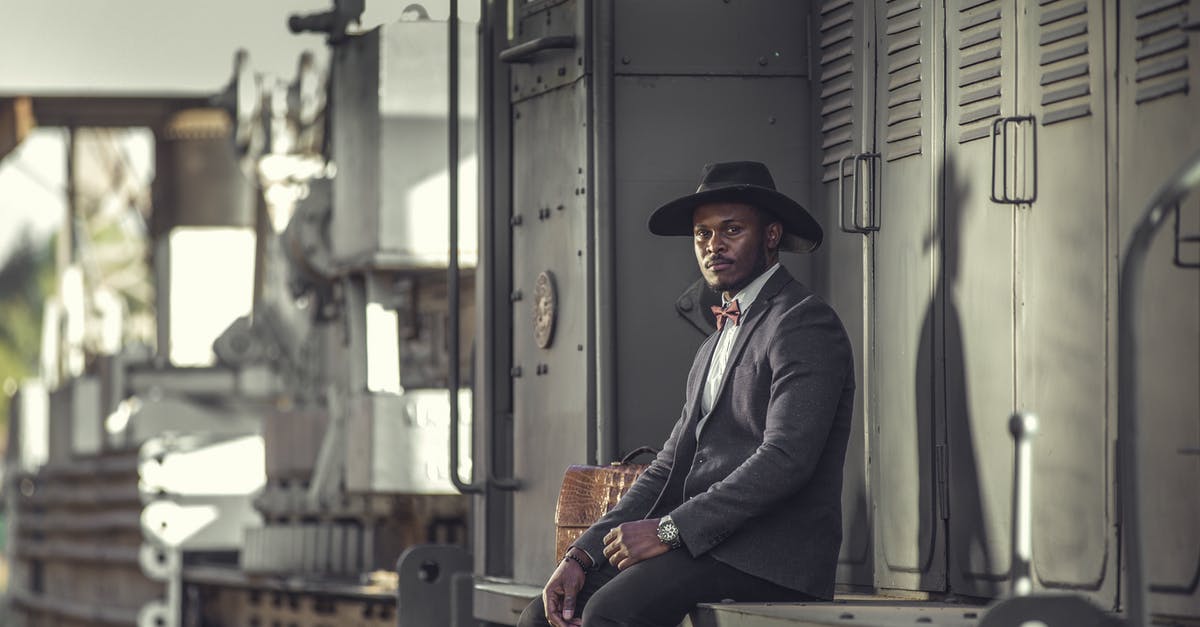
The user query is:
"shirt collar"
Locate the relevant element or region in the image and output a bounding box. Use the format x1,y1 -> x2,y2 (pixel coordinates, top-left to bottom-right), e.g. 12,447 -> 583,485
726,262 -> 781,314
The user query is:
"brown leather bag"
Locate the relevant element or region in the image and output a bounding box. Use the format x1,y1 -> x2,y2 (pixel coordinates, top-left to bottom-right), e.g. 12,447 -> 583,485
553,447 -> 658,561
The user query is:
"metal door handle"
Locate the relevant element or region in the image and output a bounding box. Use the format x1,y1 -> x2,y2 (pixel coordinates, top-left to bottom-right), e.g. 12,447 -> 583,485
1172,202 -> 1200,268
499,35 -> 576,63
990,115 -> 1038,204
838,152 -> 881,234
450,401 -> 522,493
450,0 -> 520,493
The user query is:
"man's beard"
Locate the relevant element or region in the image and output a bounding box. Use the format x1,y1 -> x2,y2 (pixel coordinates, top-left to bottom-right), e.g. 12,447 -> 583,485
708,245 -> 770,295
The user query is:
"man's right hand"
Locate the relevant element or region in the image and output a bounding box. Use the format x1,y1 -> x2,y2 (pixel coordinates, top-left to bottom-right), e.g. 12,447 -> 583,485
542,548 -> 591,627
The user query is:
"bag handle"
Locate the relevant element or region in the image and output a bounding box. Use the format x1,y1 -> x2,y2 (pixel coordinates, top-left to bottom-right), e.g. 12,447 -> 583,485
613,446 -> 659,466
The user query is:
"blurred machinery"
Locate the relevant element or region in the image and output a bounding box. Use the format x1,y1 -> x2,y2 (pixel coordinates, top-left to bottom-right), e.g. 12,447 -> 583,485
4,2 -> 479,626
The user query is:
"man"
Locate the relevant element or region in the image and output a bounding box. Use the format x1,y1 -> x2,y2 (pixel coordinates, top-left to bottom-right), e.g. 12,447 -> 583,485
518,161 -> 856,627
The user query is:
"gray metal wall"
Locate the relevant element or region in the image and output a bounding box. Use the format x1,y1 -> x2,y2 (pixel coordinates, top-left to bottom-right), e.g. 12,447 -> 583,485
813,0 -> 1199,612
814,0 -> 1120,604
486,0 -> 815,591
1118,0 -> 1200,618
476,0 -> 1200,618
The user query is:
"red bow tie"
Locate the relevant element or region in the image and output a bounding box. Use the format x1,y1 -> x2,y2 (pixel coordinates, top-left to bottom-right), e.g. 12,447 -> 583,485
711,300 -> 741,331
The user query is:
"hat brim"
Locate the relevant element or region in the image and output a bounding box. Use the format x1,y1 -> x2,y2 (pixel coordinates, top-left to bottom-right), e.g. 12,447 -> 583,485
647,185 -> 823,253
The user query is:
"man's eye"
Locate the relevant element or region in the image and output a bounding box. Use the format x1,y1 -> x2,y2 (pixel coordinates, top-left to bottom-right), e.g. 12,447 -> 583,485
727,226 -> 741,234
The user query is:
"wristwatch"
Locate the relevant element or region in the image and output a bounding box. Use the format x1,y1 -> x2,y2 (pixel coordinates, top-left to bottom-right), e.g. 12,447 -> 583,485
657,515 -> 683,549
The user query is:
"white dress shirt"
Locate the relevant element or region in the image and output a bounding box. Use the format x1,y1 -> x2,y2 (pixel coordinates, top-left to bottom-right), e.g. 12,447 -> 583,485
700,262 -> 782,418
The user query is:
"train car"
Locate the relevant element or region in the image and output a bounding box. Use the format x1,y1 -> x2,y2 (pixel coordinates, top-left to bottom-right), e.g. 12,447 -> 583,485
465,1 -> 1199,625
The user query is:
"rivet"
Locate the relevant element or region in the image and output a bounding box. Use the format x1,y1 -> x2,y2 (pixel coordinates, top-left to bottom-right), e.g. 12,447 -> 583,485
758,56 -> 768,66
621,56 -> 631,65
558,67 -> 567,76
768,116 -> 777,125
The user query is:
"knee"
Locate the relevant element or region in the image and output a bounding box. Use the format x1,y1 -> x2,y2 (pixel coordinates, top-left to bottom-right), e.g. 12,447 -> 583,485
579,588 -> 638,627
516,597 -> 548,627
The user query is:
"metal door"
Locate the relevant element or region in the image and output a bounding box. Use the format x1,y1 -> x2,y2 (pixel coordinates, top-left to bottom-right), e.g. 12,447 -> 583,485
610,0 -> 813,457
1119,0 -> 1200,617
944,0 -> 1020,598
869,0 -> 946,593
508,0 -> 592,586
814,0 -> 876,588
1015,0 -> 1116,603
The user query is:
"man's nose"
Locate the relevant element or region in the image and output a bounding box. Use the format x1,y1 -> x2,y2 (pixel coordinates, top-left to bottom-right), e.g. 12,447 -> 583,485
706,233 -> 726,253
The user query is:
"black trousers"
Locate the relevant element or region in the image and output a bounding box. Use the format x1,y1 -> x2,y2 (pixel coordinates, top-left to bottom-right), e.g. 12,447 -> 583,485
516,549 -> 818,627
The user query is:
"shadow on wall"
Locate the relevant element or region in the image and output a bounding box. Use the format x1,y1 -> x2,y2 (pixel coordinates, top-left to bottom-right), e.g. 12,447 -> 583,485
934,155 -> 999,597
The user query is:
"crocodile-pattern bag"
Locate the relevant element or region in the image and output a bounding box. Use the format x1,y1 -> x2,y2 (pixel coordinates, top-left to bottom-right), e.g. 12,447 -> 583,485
553,447 -> 658,561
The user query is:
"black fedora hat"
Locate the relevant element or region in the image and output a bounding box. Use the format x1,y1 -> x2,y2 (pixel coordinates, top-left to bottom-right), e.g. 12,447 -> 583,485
648,161 -> 822,253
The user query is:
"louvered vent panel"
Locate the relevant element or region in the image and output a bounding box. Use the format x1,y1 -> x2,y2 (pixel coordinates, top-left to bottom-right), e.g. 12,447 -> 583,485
1035,0 -> 1094,125
1133,0 -> 1191,104
883,0 -> 924,161
956,0 -> 1004,143
819,0 -> 858,182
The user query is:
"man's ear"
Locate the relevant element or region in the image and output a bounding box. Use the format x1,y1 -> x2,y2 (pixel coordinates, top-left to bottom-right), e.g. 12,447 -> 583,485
767,222 -> 783,249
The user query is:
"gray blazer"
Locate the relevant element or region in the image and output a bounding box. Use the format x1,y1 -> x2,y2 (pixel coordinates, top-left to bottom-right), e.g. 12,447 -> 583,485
574,267 -> 855,599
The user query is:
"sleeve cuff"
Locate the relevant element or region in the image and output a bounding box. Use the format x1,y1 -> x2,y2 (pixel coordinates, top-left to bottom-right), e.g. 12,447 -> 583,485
568,546 -> 598,571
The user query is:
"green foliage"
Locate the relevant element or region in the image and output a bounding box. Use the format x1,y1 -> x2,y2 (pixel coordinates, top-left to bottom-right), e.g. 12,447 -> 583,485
0,232 -> 55,450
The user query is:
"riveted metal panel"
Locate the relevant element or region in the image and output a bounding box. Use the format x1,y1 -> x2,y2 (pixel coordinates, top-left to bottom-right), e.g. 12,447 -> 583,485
870,0 -> 946,593
509,79 -> 592,586
507,0 -> 586,102
612,0 -> 808,77
611,73 -> 814,458
944,0 -> 1019,599
1119,0 -> 1200,617
1017,0 -> 1116,603
811,0 -> 875,589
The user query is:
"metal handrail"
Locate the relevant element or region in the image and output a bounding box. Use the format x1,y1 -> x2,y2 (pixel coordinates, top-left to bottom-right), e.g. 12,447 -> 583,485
1008,412 -> 1038,597
449,1 -> 520,494
1118,148 -> 1200,627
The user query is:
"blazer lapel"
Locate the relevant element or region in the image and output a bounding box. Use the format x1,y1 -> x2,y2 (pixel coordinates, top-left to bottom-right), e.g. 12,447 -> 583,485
699,268 -> 794,434
647,331 -> 719,515
688,333 -> 720,413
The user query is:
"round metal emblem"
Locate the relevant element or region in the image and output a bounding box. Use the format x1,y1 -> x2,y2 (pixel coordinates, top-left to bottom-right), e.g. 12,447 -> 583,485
533,271 -> 557,349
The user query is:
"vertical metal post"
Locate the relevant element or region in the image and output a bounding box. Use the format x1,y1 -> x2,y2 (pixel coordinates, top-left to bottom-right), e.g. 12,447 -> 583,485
591,0 -> 616,466
251,182 -> 269,320
61,126 -> 77,273
1008,411 -> 1037,597
448,0 -> 482,494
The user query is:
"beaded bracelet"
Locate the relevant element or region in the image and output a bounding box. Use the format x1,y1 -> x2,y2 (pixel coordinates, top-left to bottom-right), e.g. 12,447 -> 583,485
562,552 -> 590,572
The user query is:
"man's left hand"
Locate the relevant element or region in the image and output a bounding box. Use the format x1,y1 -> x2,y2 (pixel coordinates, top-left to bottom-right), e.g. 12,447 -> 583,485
602,519 -> 670,570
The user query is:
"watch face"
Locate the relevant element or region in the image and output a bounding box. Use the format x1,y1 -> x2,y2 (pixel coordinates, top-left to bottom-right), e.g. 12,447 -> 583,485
658,519 -> 680,545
